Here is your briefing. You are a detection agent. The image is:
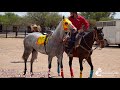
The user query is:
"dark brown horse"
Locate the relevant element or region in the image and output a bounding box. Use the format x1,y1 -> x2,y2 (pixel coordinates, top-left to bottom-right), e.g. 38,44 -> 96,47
57,27 -> 104,78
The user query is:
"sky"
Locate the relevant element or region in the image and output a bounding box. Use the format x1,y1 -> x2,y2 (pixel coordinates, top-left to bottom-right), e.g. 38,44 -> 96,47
0,12 -> 120,19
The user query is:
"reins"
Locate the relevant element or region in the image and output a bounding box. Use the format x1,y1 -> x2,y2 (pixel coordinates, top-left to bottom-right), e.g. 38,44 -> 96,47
80,30 -> 99,53
79,30 -> 100,63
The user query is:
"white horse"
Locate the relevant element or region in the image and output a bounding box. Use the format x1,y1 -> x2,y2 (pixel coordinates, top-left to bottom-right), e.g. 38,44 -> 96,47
22,16 -> 77,78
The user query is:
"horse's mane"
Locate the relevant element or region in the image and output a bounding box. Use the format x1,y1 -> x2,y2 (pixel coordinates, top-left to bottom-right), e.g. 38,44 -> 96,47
84,30 -> 94,39
80,30 -> 94,49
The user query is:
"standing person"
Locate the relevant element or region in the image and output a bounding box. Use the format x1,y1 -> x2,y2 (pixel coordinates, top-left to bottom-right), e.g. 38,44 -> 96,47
31,24 -> 41,32
67,12 -> 90,57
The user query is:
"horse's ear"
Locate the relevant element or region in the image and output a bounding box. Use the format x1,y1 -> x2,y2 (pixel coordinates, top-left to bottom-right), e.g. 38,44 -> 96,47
94,27 -> 97,30
63,16 -> 65,19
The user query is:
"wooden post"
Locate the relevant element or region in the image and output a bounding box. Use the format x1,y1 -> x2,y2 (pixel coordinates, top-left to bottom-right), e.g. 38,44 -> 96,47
13,25 -> 18,38
6,27 -> 7,38
15,30 -> 18,38
25,29 -> 27,37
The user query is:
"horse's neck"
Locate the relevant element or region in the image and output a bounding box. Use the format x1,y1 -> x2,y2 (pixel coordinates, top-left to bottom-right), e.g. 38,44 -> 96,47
45,22 -> 64,53
51,21 -> 64,41
83,31 -> 94,48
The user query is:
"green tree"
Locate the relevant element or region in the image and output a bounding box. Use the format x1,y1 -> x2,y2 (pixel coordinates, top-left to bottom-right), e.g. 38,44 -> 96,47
80,12 -> 116,21
4,12 -> 21,25
0,12 -> 21,28
46,12 -> 62,28
79,12 -> 116,30
25,12 -> 62,29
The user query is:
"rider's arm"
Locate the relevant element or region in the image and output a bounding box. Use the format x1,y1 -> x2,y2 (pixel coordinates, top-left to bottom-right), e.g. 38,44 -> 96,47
81,16 -> 89,31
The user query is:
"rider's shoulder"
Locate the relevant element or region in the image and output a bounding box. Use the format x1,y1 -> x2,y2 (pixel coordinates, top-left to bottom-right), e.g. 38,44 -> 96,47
77,15 -> 85,19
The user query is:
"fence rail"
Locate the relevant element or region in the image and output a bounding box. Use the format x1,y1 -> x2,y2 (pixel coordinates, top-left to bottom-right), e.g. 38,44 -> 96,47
0,30 -> 28,38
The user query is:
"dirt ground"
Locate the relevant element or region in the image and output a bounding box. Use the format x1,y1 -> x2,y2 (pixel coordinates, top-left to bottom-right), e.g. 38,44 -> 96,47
0,38 -> 120,78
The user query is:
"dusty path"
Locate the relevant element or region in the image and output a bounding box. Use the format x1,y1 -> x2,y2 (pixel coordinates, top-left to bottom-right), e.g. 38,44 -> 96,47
0,38 -> 120,78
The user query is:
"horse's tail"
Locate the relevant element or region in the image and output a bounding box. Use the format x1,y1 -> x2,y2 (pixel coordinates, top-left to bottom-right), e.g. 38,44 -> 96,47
22,50 -> 26,60
22,37 -> 31,61
22,39 -> 26,60
22,49 -> 31,61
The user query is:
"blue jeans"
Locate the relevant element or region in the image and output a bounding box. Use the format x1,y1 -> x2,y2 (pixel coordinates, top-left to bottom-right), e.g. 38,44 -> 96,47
67,33 -> 76,52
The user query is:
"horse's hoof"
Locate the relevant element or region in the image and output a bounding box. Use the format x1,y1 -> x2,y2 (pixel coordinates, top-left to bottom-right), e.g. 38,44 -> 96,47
48,74 -> 52,78
48,77 -> 52,78
58,73 -> 60,76
23,72 -> 26,75
48,76 -> 52,78
88,77 -> 92,78
30,73 -> 34,77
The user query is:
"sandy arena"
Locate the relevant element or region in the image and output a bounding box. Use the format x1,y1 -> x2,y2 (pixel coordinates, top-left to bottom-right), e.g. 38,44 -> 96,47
0,38 -> 120,78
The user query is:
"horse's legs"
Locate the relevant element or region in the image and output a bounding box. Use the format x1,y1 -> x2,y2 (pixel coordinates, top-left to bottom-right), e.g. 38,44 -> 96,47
22,48 -> 32,75
57,60 -> 60,76
69,57 -> 74,78
24,59 -> 27,75
30,49 -> 38,76
57,55 -> 64,78
87,57 -> 94,78
79,58 -> 83,78
48,56 -> 53,78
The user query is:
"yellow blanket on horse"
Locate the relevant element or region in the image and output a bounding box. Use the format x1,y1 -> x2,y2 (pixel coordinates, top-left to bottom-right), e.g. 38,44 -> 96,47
36,35 -> 48,45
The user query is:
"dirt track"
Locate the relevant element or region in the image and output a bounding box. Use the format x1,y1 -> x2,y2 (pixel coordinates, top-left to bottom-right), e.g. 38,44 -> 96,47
0,38 -> 120,78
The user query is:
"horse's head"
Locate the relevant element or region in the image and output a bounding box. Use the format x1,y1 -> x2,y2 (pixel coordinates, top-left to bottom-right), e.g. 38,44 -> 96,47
63,16 -> 77,32
62,16 -> 77,42
94,27 -> 104,48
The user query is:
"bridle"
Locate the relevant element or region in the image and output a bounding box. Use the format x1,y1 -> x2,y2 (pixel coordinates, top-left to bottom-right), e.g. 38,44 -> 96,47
93,29 -> 104,45
79,29 -> 104,54
78,29 -> 104,63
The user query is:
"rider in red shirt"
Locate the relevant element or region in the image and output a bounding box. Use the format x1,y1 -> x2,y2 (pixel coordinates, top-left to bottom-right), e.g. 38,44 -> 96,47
67,12 -> 90,57
69,12 -> 89,31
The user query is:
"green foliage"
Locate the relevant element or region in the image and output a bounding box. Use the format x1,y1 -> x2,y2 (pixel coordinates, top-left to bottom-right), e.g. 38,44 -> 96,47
79,12 -> 116,30
0,12 -> 21,27
80,12 -> 116,21
0,12 -> 117,30
25,12 -> 62,28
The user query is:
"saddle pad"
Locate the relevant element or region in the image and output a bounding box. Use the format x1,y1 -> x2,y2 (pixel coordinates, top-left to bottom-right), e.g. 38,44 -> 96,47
36,35 -> 48,45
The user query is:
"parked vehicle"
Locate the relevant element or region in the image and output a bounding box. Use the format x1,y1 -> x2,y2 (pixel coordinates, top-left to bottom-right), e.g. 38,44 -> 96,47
96,19 -> 120,47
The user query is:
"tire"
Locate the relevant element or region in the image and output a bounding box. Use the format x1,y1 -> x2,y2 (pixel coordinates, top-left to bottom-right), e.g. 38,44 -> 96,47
104,39 -> 109,47
118,44 -> 120,48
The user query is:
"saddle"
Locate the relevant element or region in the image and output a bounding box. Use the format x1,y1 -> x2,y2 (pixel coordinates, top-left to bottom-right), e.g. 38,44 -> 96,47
36,34 -> 48,45
65,32 -> 86,57
74,32 -> 85,48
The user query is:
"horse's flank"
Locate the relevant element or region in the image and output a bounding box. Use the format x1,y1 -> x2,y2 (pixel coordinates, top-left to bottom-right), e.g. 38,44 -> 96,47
72,32 -> 94,57
24,21 -> 65,56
